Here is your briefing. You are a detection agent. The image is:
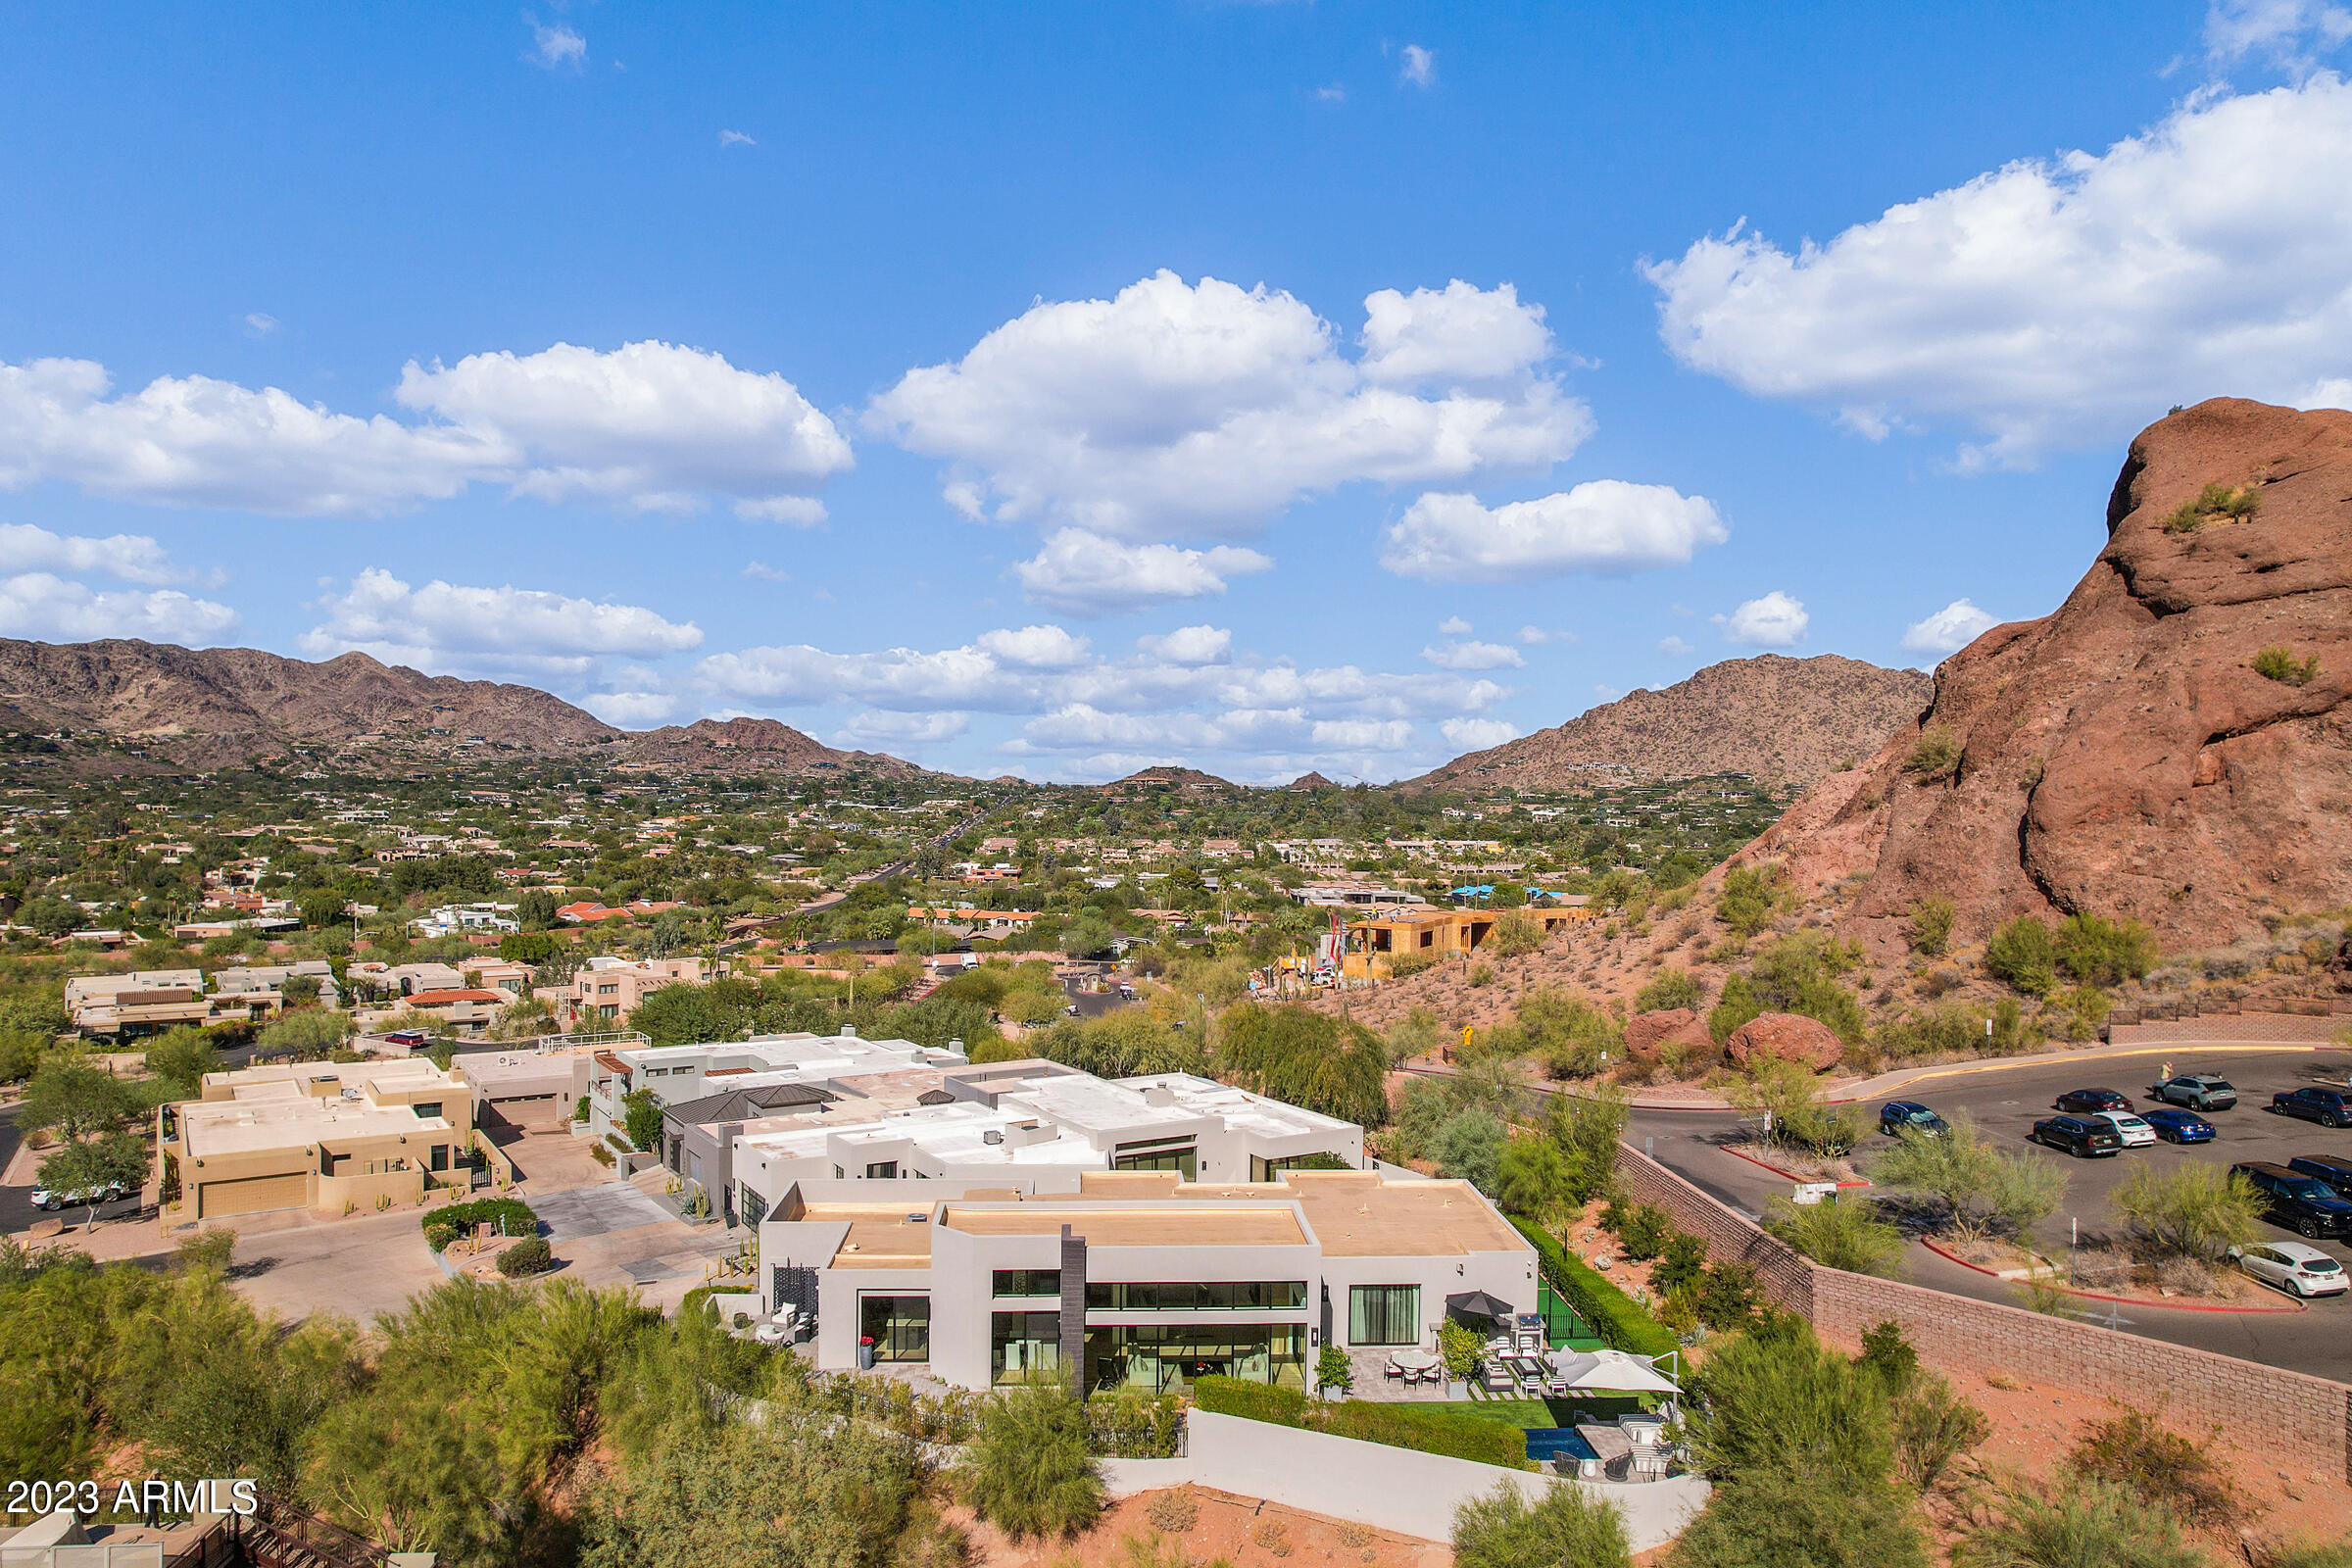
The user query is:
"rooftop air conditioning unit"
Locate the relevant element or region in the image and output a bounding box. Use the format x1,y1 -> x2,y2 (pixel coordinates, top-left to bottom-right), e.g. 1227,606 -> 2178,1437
982,1130 -> 1004,1146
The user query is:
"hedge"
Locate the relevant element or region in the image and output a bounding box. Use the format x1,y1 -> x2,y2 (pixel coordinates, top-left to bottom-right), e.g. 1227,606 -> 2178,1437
1510,1214 -> 1679,1361
421,1197 -> 539,1251
1192,1375 -> 1529,1469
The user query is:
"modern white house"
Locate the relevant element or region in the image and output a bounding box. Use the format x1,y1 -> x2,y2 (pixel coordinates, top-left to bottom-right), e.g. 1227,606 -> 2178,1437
752,1167 -> 1537,1396
583,1027 -> 970,1149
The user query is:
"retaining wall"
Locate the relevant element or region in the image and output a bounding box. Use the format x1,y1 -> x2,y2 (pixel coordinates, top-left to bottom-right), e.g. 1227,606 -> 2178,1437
1612,1144 -> 2352,1481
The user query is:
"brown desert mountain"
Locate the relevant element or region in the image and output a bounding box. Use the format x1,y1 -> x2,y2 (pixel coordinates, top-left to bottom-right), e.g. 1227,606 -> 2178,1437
1100,765 -> 1236,794
1736,398 -> 2351,959
0,638 -> 927,776
1408,654 -> 1933,792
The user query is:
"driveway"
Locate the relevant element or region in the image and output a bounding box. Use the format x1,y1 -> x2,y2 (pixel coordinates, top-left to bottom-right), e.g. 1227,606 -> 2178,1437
1625,1046 -> 2352,1384
533,1181 -> 678,1240
0,1105 -> 145,1234
218,1207 -> 449,1326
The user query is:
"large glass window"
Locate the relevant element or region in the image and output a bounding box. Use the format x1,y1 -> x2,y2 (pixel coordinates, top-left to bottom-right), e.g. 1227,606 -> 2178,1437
739,1187 -> 767,1231
858,1294 -> 931,1362
1085,1281 -> 1308,1311
993,1269 -> 1061,1298
1111,1139 -> 1198,1179
1082,1324 -> 1305,1395
1348,1285 -> 1420,1347
992,1311 -> 1061,1384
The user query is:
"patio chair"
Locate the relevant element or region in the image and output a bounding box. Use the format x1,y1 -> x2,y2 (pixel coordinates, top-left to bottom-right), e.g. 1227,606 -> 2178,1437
1384,1360 -> 1403,1382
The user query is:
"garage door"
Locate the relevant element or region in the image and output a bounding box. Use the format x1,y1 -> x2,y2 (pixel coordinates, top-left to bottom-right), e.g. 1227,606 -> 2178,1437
199,1172 -> 309,1218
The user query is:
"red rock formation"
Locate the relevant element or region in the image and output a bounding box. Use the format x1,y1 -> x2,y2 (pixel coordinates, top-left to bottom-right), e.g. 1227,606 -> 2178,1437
1734,399 -> 2352,959
1725,1012 -> 1843,1072
1625,1007 -> 1712,1062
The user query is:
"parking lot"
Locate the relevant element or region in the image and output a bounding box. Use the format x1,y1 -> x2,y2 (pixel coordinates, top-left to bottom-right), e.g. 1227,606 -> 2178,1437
1626,1047 -> 2352,1383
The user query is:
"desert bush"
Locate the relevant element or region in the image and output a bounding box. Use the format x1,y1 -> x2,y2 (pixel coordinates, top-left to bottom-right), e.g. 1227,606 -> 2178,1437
1891,1373 -> 1989,1492
2111,1163 -> 2265,1263
1451,1478 -> 1630,1568
1955,1478 -> 2202,1568
1490,909 -> 1547,958
1692,1261 -> 1760,1330
2053,913 -> 2157,986
957,1383 -> 1104,1538
1467,962 -> 1495,987
2161,480 -> 2258,532
2252,645 -> 2321,686
1714,864 -> 1787,939
1603,1200 -> 1672,1260
1906,897 -> 1956,958
1875,1003 -> 1984,1060
1387,951 -> 1442,978
2269,1538 -> 2352,1568
1904,727 -> 1962,782
1650,1231 -> 1709,1298
2065,1408 -> 2240,1530
1144,1489 -> 1198,1534
1510,989 -> 1622,1079
1634,967 -> 1703,1012
2046,984 -> 2111,1042
1763,1193 -> 1907,1277
496,1236 -> 553,1277
1986,916 -> 2059,996
1872,1112 -> 2065,1241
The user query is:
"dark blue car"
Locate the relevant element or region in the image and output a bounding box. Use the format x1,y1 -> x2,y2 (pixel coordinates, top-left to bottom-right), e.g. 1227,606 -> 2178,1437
2140,1107 -> 2215,1144
1880,1101 -> 1949,1138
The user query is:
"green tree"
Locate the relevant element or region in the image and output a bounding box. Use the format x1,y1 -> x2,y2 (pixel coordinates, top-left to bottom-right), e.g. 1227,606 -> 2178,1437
622,1089 -> 663,1152
1545,1081 -> 1627,1201
1509,989 -> 1621,1079
37,1132 -> 150,1219
516,889 -> 560,930
254,1006 -> 350,1058
956,1383 -> 1104,1538
499,929 -> 560,963
1986,916 -> 2059,996
1215,1004 -> 1390,1127
21,895 -> 81,939
1453,1479 -> 1630,1568
20,1060 -> 142,1144
142,1026 -> 222,1101
296,890 -> 348,929
1762,1193 -> 1906,1276
628,979 -> 755,1045
1495,1137 -> 1575,1219
1871,1112 -> 2064,1242
1431,1110 -> 1507,1194
1314,1344 -> 1353,1397
2109,1164 -> 2265,1262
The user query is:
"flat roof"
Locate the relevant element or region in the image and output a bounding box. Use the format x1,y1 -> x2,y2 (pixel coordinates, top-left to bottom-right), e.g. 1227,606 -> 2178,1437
180,1097 -> 452,1158
807,1202 -> 938,1269
941,1202 -> 1308,1249
1188,1170 -> 1527,1258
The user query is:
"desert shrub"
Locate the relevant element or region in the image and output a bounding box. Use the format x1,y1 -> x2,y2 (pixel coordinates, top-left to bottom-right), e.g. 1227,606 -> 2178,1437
1544,1081 -> 1626,1202
957,1383 -> 1104,1538
1468,962 -> 1495,987
1872,1111 -> 2065,1241
1764,1193 -> 1907,1277
1604,1200 -> 1672,1260
1692,1261 -> 1760,1330
1904,727 -> 1962,782
1451,1478 -> 1631,1568
2161,480 -> 2259,532
1956,1478 -> 2202,1568
1707,972 -> 1762,1045
496,1236 -> 553,1277
1495,1138 -> 1576,1220
1387,951 -> 1442,978
419,1198 -> 537,1250
1906,897 -> 1956,958
1715,864 -> 1786,939
2053,913 -> 2157,986
1509,989 -> 1623,1079
1635,968 -> 1703,1012
2110,1165 -> 2265,1262
2065,1408 -> 2240,1530
1986,915 -> 2059,996
1746,930 -> 1870,1043
1431,1110 -> 1507,1194
2047,984 -> 2111,1042
1651,1232 -> 1709,1297
2252,646 -> 2322,686
1143,1490 -> 1198,1534
1490,908 -> 1547,958
1086,1391 -> 1185,1458
1892,1373 -> 1989,1492
2269,1538 -> 2352,1568
1875,1003 -> 1983,1060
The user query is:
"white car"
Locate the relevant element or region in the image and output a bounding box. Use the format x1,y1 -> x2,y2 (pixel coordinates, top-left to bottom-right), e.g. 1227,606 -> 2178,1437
2093,1111 -> 2158,1149
2230,1241 -> 2348,1298
29,1180 -> 131,1210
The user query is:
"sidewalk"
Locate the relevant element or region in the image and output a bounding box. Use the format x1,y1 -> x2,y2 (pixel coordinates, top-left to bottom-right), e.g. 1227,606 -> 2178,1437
1404,1030 -> 2349,1113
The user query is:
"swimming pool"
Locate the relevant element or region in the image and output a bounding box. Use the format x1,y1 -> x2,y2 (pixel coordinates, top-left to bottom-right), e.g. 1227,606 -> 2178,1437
1522,1427 -> 1599,1464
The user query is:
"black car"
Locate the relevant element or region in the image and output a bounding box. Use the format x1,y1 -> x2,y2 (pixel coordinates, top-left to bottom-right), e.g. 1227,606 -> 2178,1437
2053,1088 -> 2132,1115
2151,1073 -> 2237,1110
2270,1087 -> 2352,1127
2032,1115 -> 2123,1157
2232,1161 -> 2352,1239
2287,1154 -> 2352,1200
1879,1101 -> 1949,1138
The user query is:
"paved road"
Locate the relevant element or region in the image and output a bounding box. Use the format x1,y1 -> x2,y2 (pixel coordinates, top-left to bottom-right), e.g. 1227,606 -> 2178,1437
0,1104 -> 144,1232
1626,1047 -> 2352,1384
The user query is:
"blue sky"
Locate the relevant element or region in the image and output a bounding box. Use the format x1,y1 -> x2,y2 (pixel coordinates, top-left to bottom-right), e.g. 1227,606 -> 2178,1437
2,2 -> 2348,783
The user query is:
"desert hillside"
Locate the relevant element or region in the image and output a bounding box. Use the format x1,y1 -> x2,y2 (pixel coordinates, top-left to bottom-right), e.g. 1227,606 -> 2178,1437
1408,654 -> 1933,792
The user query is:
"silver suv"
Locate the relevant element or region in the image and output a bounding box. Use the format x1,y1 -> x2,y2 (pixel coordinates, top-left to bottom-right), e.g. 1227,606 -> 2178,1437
2152,1074 -> 2237,1110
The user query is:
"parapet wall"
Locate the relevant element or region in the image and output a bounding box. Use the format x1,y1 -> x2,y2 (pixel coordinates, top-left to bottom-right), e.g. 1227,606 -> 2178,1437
1612,1144 -> 2352,1481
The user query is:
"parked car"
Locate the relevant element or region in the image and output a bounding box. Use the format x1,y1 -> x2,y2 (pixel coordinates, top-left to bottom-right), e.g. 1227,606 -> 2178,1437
382,1029 -> 429,1047
2053,1088 -> 2132,1115
30,1180 -> 131,1211
2140,1107 -> 2216,1145
2092,1111 -> 2157,1149
1879,1101 -> 1949,1138
2229,1240 -> 2349,1298
2032,1115 -> 2123,1157
2271,1087 -> 2352,1127
2151,1073 -> 2237,1110
2286,1153 -> 2352,1200
2231,1161 -> 2352,1239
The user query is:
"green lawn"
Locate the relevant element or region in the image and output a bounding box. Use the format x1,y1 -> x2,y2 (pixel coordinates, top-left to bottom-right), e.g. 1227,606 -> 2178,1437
1430,1395 -> 1659,1428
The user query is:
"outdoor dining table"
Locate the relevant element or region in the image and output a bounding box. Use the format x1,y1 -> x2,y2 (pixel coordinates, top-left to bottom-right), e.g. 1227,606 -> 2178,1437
1389,1348 -> 1442,1372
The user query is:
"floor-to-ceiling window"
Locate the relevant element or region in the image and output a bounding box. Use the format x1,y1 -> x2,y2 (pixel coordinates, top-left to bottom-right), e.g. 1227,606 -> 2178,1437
1111,1138 -> 1198,1179
991,1311 -> 1061,1384
1348,1284 -> 1420,1348
1082,1324 -> 1305,1394
858,1294 -> 931,1362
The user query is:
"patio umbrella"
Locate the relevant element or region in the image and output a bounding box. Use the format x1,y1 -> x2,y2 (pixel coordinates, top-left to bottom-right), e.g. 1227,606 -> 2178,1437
1445,1289 -> 1515,1319
1544,1348 -> 1682,1396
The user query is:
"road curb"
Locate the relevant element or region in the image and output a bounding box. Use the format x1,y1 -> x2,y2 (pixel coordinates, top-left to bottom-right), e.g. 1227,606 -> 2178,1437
1919,1236 -> 2307,1314
1718,1142 -> 1871,1189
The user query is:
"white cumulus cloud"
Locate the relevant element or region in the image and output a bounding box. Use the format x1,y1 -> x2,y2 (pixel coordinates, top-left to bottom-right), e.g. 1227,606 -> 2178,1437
836,710 -> 970,747
1646,77 -> 2352,469
0,573 -> 239,645
2206,0 -> 2352,69
1398,44 -> 1436,87
869,270 -> 1587,540
1440,717 -> 1517,752
302,567 -> 703,682
975,624 -> 1092,668
0,341 -> 849,519
1717,591 -> 1809,648
1658,635 -> 1695,658
1901,597 -> 1999,656
1136,624 -> 1232,664
1360,281 -> 1552,387
528,21 -> 586,68
1011,528 -> 1273,613
0,522 -> 193,585
1422,640 -> 1526,670
1380,482 -> 1727,583
1437,615 -> 1472,636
